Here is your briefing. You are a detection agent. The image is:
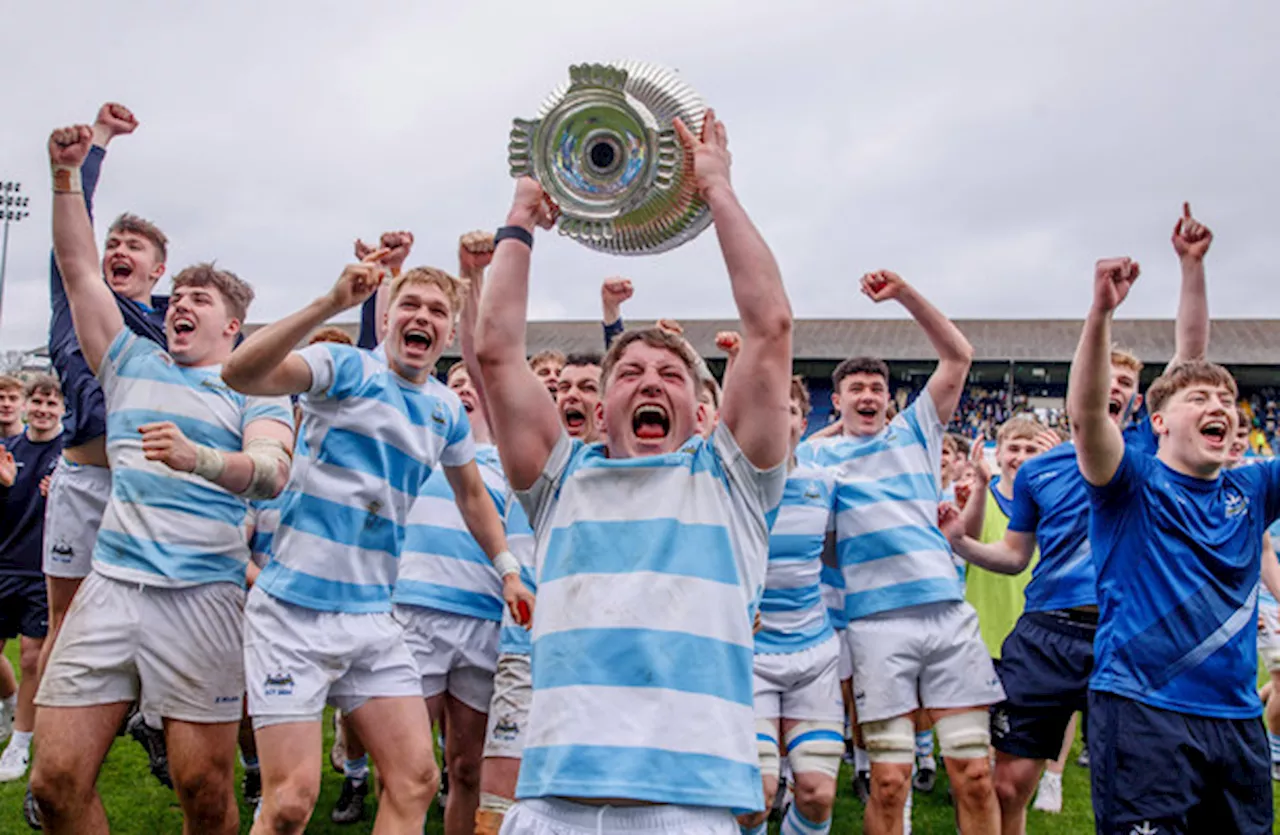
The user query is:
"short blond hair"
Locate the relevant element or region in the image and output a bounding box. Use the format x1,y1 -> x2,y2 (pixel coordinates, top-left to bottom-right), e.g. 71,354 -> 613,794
0,375 -> 23,395
1110,346 -> 1143,375
529,350 -> 566,373
996,414 -> 1043,446
389,267 -> 468,319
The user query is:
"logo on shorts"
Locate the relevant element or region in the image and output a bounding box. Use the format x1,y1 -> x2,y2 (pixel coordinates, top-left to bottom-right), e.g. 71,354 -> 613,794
49,541 -> 74,563
492,715 -> 520,742
263,672 -> 295,697
853,688 -> 866,706
215,694 -> 242,705
1130,822 -> 1159,835
991,709 -> 1010,738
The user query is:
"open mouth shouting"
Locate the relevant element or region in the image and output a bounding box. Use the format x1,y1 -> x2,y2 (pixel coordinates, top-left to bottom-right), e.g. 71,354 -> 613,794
172,314 -> 197,339
402,328 -> 433,361
106,258 -> 134,288
632,404 -> 670,441
1199,417 -> 1229,449
562,405 -> 588,435
1108,397 -> 1125,418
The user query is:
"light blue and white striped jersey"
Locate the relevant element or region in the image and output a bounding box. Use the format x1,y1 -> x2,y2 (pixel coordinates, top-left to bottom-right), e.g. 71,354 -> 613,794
93,329 -> 293,588
799,389 -> 962,621
249,494 -> 287,569
820,564 -> 847,632
497,496 -> 537,656
515,425 -> 785,811
756,463 -> 836,654
256,343 -> 474,613
393,444 -> 509,620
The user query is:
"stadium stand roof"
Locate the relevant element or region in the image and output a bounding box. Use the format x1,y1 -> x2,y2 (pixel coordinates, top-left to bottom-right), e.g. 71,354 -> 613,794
255,318 -> 1280,366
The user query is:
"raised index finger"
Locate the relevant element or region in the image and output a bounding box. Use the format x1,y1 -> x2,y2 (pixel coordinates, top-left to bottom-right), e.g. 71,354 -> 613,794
1183,201 -> 1192,219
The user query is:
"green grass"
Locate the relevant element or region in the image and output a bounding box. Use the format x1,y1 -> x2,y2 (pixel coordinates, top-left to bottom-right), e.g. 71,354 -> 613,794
0,637 -> 1274,833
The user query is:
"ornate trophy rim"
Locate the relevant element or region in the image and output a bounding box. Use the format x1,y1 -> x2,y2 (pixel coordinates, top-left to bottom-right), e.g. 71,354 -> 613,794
509,61 -> 711,256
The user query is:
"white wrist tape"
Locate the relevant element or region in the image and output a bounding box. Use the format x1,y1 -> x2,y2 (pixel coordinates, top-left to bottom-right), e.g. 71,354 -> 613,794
239,437 -> 291,500
493,550 -> 521,578
51,164 -> 83,194
192,444 -> 227,481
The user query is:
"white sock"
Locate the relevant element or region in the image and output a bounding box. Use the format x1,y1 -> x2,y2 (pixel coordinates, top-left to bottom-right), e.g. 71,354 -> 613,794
1040,770 -> 1062,788
854,746 -> 869,771
9,731 -> 32,752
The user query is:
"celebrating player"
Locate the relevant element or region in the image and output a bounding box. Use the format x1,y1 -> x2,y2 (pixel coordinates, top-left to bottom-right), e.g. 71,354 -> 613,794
222,244 -> 531,834
474,107 -> 793,833
32,124 -> 294,835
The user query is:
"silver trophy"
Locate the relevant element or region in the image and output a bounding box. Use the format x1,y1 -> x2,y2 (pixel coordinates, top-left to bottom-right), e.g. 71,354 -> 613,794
509,62 -> 710,255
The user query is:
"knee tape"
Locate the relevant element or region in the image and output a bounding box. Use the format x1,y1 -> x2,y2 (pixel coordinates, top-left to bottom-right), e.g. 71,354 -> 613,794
783,720 -> 845,778
861,716 -> 915,764
756,719 -> 780,778
934,711 -> 991,760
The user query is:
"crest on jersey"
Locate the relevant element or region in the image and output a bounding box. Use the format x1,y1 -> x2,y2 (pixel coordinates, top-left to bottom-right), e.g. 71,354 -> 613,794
1224,487 -> 1249,518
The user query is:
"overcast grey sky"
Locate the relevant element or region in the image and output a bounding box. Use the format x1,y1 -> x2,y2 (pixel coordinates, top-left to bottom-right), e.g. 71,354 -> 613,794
1,1 -> 1275,350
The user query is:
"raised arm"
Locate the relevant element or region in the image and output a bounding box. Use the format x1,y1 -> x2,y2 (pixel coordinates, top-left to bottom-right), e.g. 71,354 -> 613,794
958,441 -> 990,539
355,231 -> 413,348
223,253 -> 388,396
1067,258 -> 1140,485
444,461 -> 536,625
473,179 -> 563,491
49,126 -> 124,373
715,330 -> 742,384
139,416 -> 294,498
457,230 -> 495,430
1171,202 -> 1212,365
676,110 -> 792,470
861,271 -> 973,424
601,277 -> 633,349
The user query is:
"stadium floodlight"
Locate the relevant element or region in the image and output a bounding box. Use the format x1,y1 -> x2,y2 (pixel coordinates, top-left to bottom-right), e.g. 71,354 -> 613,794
0,181 -> 32,330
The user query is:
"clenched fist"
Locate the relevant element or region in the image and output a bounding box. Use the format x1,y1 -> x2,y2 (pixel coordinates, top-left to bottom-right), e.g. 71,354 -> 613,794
139,422 -> 199,473
1092,257 -> 1140,314
329,248 -> 390,311
49,125 -> 94,168
715,330 -> 742,358
860,270 -> 908,303
459,230 -> 496,275
95,103 -> 138,139
355,230 -> 414,274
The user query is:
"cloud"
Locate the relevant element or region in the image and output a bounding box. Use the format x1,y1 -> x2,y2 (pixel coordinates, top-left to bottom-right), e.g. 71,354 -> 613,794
2,0 -> 1276,351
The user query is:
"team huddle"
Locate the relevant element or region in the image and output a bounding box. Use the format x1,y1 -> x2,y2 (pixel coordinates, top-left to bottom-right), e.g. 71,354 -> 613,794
0,99 -> 1275,835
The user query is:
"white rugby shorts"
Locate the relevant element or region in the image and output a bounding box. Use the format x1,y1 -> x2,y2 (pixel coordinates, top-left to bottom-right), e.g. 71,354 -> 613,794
36,571 -> 246,722
397,605 -> 500,713
836,626 -> 853,682
483,652 -> 532,760
753,633 -> 843,723
847,600 -> 1005,724
42,459 -> 110,579
244,586 -> 420,728
500,798 -> 737,834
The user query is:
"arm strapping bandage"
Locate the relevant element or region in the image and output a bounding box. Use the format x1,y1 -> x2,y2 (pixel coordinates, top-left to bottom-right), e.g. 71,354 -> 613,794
239,436 -> 291,500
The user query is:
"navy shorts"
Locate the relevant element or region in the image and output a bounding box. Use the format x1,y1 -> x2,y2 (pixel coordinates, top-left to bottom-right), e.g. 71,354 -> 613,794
989,611 -> 1094,760
0,575 -> 49,640
1089,690 -> 1273,835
